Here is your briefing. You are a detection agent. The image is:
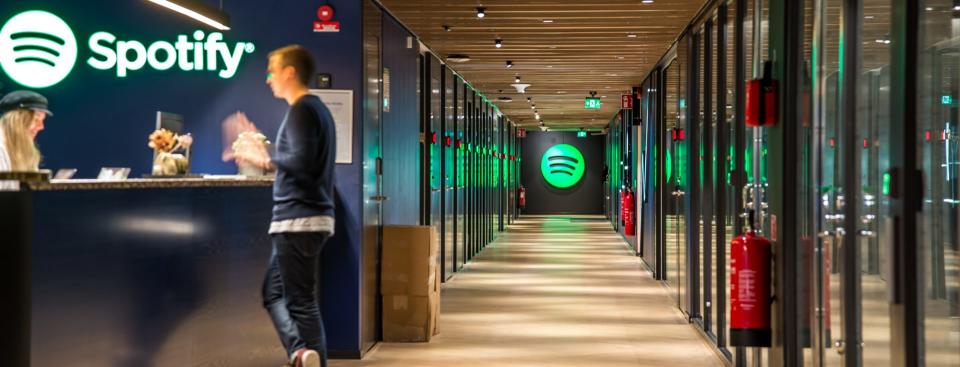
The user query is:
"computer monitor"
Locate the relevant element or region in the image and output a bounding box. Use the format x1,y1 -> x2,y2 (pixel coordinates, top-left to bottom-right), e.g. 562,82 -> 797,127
156,111 -> 184,133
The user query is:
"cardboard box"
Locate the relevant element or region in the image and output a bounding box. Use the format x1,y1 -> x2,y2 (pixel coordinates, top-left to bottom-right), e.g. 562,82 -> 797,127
382,292 -> 437,342
381,226 -> 439,296
380,225 -> 442,342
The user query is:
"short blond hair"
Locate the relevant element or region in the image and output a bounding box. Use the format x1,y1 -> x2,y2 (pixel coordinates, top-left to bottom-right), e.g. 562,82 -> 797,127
0,109 -> 41,171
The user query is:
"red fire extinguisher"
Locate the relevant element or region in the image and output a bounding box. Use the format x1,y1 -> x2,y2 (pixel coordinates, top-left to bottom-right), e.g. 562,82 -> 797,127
745,61 -> 777,127
518,186 -> 526,208
622,190 -> 636,236
730,211 -> 772,347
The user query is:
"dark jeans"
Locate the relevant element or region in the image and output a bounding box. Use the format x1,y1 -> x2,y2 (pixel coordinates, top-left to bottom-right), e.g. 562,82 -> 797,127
262,232 -> 329,366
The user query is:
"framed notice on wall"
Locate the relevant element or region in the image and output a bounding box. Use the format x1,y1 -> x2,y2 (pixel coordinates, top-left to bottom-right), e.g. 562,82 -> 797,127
309,89 -> 354,164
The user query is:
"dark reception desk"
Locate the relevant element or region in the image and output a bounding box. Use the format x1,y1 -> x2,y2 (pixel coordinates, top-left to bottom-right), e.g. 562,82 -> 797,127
0,178 -> 299,367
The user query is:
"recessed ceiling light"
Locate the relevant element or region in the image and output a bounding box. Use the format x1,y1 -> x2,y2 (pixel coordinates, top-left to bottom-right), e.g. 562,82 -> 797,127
864,15 -> 875,19
547,65 -> 553,68
477,7 -> 486,18
443,25 -> 452,32
627,34 -> 637,38
515,76 -> 521,83
926,7 -> 934,11
601,95 -> 607,98
543,19 -> 554,23
446,54 -> 471,63
506,60 -> 513,68
642,0 -> 654,3
495,39 -> 502,48
617,56 -> 625,60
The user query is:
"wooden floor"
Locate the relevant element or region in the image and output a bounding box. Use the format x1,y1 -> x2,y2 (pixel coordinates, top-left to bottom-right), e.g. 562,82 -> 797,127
332,215 -> 725,367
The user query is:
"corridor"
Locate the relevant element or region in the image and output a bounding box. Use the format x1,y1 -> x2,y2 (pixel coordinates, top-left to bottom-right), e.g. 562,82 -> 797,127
334,216 -> 725,367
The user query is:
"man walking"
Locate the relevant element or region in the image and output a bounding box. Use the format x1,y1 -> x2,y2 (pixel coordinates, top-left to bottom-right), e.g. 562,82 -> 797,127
235,45 -> 336,367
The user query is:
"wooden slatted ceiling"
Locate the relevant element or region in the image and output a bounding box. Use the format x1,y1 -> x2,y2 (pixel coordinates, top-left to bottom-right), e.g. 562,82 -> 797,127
379,0 -> 708,129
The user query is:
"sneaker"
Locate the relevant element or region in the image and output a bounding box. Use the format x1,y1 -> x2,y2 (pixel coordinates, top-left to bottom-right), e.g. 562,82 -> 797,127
290,348 -> 320,367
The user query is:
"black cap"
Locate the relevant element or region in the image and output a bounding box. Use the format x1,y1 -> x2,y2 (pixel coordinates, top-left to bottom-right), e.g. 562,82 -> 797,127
0,90 -> 53,117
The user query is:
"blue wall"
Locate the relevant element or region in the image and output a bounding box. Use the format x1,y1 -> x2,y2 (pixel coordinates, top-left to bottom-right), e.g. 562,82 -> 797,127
0,0 -> 366,355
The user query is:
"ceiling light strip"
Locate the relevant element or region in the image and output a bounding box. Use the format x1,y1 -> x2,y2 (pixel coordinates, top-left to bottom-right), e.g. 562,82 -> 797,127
147,0 -> 231,30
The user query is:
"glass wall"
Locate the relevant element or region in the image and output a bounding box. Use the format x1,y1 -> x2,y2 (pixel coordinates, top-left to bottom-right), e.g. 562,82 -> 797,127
643,0 -> 960,364
918,2 -> 960,366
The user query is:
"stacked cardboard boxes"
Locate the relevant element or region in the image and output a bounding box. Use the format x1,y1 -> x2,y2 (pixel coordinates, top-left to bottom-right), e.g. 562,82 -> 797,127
381,226 -> 441,342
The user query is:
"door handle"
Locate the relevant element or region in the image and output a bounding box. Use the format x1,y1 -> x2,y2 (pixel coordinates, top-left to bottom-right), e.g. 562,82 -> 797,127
370,195 -> 389,202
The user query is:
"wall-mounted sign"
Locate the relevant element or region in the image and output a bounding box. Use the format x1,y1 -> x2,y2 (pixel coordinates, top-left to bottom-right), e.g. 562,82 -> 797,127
313,5 -> 341,33
382,67 -> 391,112
0,10 -> 256,88
584,97 -> 601,109
621,94 -> 633,109
540,143 -> 585,189
309,89 -> 354,164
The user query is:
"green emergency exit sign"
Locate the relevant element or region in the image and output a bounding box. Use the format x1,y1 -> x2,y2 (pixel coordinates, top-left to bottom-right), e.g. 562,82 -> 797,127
584,98 -> 601,109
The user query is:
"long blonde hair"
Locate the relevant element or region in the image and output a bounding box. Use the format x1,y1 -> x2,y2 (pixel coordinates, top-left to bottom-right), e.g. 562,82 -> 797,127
0,109 -> 41,171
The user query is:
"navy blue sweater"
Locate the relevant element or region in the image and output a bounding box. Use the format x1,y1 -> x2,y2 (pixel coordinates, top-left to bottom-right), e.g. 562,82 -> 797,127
271,94 -> 336,222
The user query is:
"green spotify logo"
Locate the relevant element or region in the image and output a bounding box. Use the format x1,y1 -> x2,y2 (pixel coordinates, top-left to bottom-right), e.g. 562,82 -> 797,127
0,10 -> 78,88
541,144 -> 585,189
0,10 -> 255,88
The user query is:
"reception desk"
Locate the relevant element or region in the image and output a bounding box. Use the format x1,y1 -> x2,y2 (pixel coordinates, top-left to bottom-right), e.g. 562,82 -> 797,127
0,178 -> 300,367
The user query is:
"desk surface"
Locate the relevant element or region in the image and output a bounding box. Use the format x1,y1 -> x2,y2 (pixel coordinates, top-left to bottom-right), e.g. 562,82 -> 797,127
26,177 -> 274,191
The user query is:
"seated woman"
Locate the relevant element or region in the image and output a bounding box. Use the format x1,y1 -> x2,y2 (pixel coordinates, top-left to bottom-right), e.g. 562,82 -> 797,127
0,90 -> 52,190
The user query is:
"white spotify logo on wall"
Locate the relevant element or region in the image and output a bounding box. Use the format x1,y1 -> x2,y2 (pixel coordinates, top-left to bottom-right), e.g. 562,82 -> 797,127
0,10 -> 78,88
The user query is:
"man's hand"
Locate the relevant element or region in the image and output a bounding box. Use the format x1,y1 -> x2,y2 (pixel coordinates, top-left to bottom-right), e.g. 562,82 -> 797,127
222,112 -> 262,162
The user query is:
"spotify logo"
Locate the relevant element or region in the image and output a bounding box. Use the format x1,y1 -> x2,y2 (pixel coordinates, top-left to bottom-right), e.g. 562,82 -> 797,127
0,10 -> 78,88
541,144 -> 585,189
0,10 -> 255,88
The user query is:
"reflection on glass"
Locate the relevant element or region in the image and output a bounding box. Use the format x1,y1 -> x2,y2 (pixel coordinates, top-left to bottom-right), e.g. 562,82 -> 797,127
813,0 -> 844,365
919,2 -> 960,366
708,16 -> 721,338
723,0 -> 738,355
666,61 -> 679,297
857,0 -> 893,365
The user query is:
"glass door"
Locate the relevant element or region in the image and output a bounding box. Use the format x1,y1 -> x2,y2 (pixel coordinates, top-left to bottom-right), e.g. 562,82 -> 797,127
664,59 -> 685,310
856,1 -> 893,362
808,0 -> 896,364
809,0 -> 844,363
918,1 -> 960,365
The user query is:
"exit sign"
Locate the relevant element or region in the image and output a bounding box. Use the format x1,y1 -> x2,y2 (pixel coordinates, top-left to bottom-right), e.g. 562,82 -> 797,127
577,131 -> 588,138
584,98 -> 602,109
